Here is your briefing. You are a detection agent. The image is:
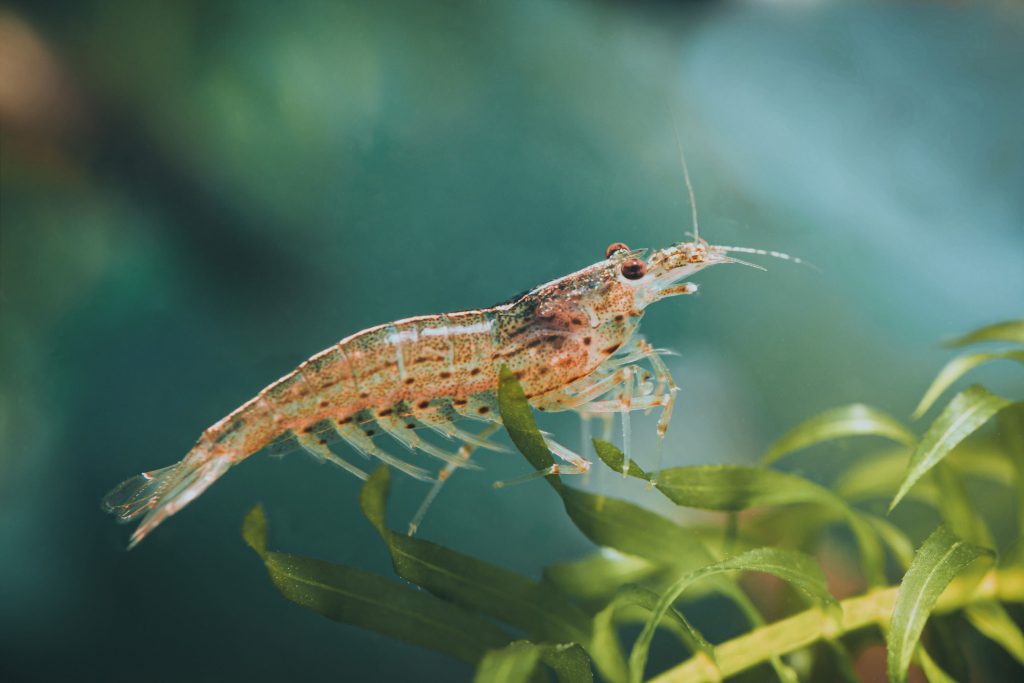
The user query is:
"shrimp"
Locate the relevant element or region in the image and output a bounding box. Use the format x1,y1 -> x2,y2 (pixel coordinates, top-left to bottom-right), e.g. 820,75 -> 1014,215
103,234 -> 805,548
103,120 -> 808,547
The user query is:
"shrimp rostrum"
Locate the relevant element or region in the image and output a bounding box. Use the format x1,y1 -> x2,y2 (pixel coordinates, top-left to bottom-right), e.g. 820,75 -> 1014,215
104,237 -> 796,547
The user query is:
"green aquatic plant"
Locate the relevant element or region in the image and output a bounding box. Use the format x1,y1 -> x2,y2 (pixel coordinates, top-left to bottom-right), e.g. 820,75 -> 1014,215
242,321 -> 1024,682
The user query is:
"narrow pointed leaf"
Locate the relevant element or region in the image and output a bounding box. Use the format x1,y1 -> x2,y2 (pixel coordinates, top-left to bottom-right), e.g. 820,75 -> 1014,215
498,365 -> 562,490
541,644 -> 594,683
947,320 -> 1024,347
932,462 -> 994,546
1000,404 -> 1024,537
916,646 -> 957,683
890,386 -> 1012,512
557,486 -> 715,569
594,440 -> 887,585
964,601 -> 1024,665
545,551 -> 661,601
761,404 -> 916,465
474,642 -> 544,683
474,642 -> 593,683
630,548 -> 838,683
593,585 -> 711,665
360,468 -> 593,647
887,525 -> 992,683
241,505 -> 511,664
594,438 -> 650,479
913,350 -> 1024,418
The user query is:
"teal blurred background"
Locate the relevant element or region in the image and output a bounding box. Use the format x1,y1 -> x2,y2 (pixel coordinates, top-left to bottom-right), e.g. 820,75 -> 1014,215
1,0 -> 1022,681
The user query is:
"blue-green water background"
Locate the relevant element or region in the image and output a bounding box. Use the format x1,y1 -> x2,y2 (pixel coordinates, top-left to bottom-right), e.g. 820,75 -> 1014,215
1,1 -> 1022,681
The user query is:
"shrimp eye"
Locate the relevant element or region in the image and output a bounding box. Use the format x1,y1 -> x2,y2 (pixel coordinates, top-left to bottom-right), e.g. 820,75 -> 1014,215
620,257 -> 646,280
605,242 -> 630,259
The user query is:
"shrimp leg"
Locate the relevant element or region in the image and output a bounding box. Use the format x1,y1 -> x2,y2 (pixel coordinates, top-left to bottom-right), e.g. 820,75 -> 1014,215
296,432 -> 370,480
336,422 -> 433,481
407,423 -> 502,536
375,414 -> 482,470
493,434 -> 591,488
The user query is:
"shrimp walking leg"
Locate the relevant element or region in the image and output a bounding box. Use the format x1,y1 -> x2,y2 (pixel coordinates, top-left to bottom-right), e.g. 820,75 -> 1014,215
336,422 -> 433,481
493,434 -> 591,488
297,432 -> 370,480
407,423 -> 501,536
641,343 -> 679,482
413,404 -> 509,453
375,415 -> 482,470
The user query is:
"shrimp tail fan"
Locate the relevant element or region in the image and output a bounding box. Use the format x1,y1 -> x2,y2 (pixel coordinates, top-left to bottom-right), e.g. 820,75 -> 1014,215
102,453 -> 233,548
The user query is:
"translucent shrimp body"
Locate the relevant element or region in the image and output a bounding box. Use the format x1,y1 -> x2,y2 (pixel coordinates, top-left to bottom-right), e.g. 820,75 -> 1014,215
103,239 -> 761,547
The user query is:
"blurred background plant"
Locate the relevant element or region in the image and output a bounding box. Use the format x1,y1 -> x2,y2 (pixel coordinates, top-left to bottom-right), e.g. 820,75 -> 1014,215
1,0 -> 1021,681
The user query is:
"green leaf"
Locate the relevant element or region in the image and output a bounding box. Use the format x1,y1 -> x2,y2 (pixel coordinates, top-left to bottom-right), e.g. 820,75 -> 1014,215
474,642 -> 542,683
761,404 -> 916,465
890,386 -> 1013,512
964,601 -> 1024,665
498,365 -> 562,489
359,468 -> 593,647
1000,404 -> 1024,539
629,548 -> 838,683
544,551 -> 661,602
653,464 -> 842,510
836,439 -> 1014,505
541,644 -> 594,683
916,646 -> 957,683
474,642 -> 593,683
947,320 -> 1024,347
835,449 -> 934,504
886,525 -> 992,683
241,505 -> 511,664
593,439 -> 651,479
557,486 -> 715,569
592,585 -> 709,667
595,441 -> 888,585
913,349 -> 1024,418
932,462 -> 994,546
862,514 -> 916,571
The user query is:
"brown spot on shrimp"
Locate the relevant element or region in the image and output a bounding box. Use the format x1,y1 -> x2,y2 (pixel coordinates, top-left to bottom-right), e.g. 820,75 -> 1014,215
603,343 -> 622,355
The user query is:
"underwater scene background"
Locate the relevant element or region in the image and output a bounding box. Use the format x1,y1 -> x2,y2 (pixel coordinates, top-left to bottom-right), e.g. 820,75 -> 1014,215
2,1 -> 1022,681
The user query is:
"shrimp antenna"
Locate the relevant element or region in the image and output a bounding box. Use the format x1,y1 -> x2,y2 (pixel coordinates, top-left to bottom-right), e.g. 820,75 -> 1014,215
669,108 -> 700,244
715,244 -> 819,271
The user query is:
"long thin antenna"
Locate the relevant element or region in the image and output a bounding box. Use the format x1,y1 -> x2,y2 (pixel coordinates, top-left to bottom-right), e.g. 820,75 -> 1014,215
716,244 -> 819,271
669,108 -> 700,243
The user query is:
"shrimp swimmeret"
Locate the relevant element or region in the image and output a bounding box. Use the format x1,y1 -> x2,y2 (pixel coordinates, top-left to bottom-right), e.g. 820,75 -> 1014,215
104,235 -> 804,548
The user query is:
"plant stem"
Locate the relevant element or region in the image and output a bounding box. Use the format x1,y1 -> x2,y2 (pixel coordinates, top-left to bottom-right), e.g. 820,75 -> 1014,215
649,567 -> 1024,682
